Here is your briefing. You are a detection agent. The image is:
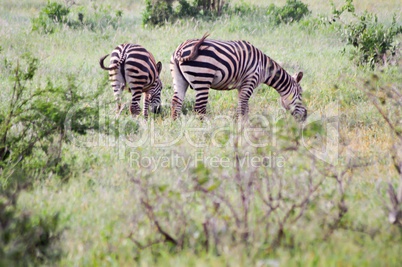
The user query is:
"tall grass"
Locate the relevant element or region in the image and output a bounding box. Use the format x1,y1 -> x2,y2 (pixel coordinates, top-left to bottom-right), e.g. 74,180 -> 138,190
1,0 -> 402,265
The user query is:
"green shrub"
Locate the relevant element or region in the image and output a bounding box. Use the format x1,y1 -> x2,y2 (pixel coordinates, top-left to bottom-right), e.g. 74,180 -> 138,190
76,3 -> 123,31
142,0 -> 229,27
32,1 -> 122,33
267,0 -> 310,25
0,54 -> 102,183
0,188 -> 61,265
232,0 -> 258,16
32,1 -> 70,33
0,55 -> 62,264
176,0 -> 199,18
142,0 -> 174,26
193,0 -> 227,16
330,0 -> 354,19
331,0 -> 402,69
42,1 -> 70,22
343,13 -> 402,68
360,74 -> 402,227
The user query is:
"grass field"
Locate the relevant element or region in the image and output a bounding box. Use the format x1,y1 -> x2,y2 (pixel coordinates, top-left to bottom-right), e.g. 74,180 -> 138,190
1,0 -> 402,266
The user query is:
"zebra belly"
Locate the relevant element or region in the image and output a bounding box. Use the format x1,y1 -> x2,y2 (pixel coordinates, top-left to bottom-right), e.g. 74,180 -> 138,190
184,67 -> 240,91
211,71 -> 241,91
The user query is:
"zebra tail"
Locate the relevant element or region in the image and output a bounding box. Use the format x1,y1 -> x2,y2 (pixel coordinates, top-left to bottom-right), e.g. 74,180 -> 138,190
99,54 -> 118,71
179,32 -> 210,62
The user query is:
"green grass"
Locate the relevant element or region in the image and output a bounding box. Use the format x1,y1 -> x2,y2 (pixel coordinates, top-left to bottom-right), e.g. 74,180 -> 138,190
1,0 -> 402,266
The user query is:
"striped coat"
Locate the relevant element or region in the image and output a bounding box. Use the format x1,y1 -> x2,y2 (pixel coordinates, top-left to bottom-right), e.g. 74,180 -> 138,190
100,44 -> 162,118
170,34 -> 307,121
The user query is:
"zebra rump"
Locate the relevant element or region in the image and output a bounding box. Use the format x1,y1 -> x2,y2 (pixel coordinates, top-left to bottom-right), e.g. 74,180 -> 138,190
99,43 -> 163,118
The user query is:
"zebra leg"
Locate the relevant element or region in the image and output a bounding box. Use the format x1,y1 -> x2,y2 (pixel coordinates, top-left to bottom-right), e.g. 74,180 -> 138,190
237,86 -> 254,118
114,84 -> 125,113
171,60 -> 189,119
111,69 -> 125,113
129,88 -> 143,117
143,91 -> 151,119
194,87 -> 210,118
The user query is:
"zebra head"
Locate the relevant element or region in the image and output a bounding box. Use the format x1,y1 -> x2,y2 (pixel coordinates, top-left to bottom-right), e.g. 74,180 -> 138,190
150,61 -> 163,114
280,72 -> 307,122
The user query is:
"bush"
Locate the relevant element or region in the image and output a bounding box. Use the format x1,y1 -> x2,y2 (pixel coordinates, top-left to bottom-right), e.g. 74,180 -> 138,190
193,0 -> 227,16
41,1 -> 70,22
0,56 -> 63,265
361,73 -> 402,226
343,13 -> 402,68
232,0 -> 258,16
32,1 -> 122,33
176,0 -> 199,18
77,3 -> 123,31
142,0 -> 229,27
142,0 -> 174,26
331,0 -> 402,69
331,0 -> 355,19
0,54 -> 101,183
32,1 -> 70,33
267,0 -> 311,25
0,188 -> 61,265
127,117 -> 356,256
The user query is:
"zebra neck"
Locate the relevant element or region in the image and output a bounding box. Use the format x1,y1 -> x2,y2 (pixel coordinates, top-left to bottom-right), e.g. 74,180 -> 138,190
264,59 -> 293,97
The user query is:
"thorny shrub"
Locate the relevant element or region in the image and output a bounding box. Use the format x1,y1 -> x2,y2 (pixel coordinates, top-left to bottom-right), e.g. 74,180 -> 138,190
267,0 -> 311,25
330,0 -> 402,68
32,1 -> 122,34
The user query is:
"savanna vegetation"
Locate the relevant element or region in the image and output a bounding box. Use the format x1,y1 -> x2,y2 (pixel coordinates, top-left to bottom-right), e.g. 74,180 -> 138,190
0,0 -> 402,265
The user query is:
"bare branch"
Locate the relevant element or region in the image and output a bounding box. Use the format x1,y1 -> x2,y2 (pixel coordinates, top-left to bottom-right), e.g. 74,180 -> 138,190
140,198 -> 178,246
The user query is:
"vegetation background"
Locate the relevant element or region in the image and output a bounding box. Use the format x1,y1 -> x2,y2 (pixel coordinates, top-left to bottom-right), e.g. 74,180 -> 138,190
0,0 -> 402,266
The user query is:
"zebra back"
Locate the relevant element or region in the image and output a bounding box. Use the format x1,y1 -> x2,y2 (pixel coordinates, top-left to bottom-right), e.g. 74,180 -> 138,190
99,43 -> 131,71
175,33 -> 210,63
170,33 -> 307,121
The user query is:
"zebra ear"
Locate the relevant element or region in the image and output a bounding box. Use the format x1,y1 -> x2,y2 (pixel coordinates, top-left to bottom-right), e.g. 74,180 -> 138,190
293,72 -> 303,83
156,61 -> 162,75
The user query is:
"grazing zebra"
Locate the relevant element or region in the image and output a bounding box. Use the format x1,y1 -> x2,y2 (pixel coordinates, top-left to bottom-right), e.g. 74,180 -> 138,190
170,33 -> 307,122
99,44 -> 162,118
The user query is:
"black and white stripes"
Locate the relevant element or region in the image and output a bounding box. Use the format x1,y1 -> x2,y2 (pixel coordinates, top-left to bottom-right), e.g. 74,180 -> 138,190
99,35 -> 307,122
99,43 -> 162,118
170,33 -> 307,121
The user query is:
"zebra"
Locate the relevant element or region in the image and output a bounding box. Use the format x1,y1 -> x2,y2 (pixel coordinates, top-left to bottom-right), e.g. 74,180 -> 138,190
170,33 -> 307,122
99,43 -> 162,119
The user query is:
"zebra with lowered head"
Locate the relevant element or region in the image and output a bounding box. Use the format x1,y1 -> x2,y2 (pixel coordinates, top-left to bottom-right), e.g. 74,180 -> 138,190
99,43 -> 162,119
170,33 -> 307,122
